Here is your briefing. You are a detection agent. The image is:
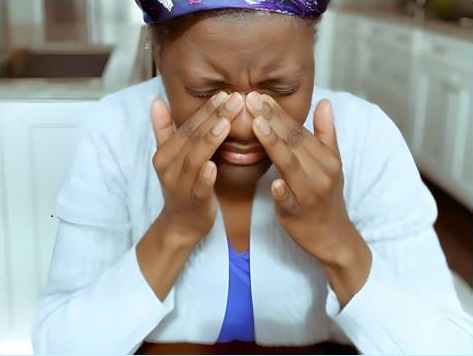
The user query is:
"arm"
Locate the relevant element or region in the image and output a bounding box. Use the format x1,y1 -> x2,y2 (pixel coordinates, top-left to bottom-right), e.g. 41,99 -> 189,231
33,92 -> 243,354
247,92 -> 472,354
32,128 -> 174,354
327,103 -> 473,355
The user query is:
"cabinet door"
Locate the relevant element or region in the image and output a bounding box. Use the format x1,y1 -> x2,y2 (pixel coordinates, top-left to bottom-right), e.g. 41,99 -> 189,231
0,101 -> 92,351
414,64 -> 472,210
330,13 -> 362,94
363,49 -> 415,146
457,94 -> 472,209
358,17 -> 417,148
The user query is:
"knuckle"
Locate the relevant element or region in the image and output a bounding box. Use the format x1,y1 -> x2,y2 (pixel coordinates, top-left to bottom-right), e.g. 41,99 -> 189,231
284,124 -> 304,148
328,156 -> 343,175
263,130 -> 278,148
181,155 -> 200,174
316,175 -> 333,195
278,201 -> 298,218
282,154 -> 300,172
190,189 -> 208,205
160,170 -> 175,188
183,122 -> 202,141
321,151 -> 343,177
152,152 -> 166,173
300,193 -> 317,207
203,130 -> 219,145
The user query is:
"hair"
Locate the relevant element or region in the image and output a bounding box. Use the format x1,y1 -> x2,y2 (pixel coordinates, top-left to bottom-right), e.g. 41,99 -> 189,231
149,9 -> 318,50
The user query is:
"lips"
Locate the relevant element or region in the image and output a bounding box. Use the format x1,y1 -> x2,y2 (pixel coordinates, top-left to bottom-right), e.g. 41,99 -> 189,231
217,141 -> 267,166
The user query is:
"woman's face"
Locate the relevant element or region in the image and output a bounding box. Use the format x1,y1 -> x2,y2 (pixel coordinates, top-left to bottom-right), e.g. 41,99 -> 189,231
157,13 -> 315,190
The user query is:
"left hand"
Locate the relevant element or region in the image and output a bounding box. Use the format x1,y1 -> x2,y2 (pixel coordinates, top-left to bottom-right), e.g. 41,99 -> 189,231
247,92 -> 372,305
246,92 -> 364,266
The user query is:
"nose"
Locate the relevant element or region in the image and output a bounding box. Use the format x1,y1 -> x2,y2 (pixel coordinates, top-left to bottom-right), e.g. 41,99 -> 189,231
228,94 -> 256,141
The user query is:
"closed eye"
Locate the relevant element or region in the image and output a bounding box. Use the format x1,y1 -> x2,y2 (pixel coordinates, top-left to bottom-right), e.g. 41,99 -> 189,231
265,85 -> 299,97
186,85 -> 299,98
186,87 -> 224,98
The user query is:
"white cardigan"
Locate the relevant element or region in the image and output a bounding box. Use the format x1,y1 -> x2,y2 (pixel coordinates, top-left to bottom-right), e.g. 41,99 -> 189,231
32,78 -> 473,355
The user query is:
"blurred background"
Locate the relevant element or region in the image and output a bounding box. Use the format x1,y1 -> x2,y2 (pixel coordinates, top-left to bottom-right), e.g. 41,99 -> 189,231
0,0 -> 472,354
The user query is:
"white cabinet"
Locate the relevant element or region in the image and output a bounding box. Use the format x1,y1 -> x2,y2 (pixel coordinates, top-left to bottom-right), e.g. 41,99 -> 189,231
0,101 -> 92,353
329,13 -> 363,94
413,33 -> 473,209
359,19 -> 420,148
327,11 -> 473,210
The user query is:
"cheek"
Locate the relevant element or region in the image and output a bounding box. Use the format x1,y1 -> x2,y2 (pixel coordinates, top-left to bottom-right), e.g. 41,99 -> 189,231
277,91 -> 313,124
277,74 -> 314,124
164,84 -> 206,127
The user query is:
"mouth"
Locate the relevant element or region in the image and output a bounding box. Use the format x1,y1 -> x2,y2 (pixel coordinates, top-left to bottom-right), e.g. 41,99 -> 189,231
217,141 -> 267,166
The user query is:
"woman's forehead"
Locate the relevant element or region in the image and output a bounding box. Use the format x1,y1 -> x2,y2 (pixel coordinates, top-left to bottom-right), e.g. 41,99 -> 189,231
163,15 -> 313,79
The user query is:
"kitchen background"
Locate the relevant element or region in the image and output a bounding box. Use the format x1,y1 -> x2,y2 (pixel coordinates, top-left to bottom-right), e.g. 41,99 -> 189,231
0,0 -> 472,354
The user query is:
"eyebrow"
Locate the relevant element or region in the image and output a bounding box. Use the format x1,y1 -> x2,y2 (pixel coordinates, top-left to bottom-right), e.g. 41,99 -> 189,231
188,67 -> 305,87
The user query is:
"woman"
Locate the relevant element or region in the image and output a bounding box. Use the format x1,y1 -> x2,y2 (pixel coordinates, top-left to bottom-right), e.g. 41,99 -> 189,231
32,0 -> 472,354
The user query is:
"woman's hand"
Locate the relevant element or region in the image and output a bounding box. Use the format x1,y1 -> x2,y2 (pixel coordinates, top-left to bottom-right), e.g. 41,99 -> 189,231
246,92 -> 371,305
151,92 -> 243,247
137,92 -> 243,300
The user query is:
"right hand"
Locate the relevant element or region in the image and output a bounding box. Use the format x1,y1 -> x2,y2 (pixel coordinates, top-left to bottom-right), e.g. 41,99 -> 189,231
151,92 -> 243,247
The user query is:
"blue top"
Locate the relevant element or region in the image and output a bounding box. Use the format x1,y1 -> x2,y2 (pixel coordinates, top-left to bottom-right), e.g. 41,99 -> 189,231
216,242 -> 255,343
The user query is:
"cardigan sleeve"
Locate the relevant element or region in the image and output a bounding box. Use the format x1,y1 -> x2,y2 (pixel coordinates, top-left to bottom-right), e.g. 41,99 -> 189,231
326,104 -> 473,355
31,103 -> 174,354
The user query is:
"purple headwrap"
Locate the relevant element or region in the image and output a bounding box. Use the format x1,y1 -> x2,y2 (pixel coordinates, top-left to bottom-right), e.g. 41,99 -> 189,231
135,0 -> 330,24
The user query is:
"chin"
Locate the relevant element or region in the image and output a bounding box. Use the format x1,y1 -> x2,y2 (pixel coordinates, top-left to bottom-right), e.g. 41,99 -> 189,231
214,158 -> 272,189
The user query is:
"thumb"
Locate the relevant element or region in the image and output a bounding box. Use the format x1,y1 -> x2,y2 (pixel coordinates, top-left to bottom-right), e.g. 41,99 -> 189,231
151,98 -> 173,147
313,99 -> 339,156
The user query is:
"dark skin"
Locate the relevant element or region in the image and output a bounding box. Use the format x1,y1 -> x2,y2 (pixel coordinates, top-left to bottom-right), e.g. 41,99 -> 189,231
136,12 -> 371,308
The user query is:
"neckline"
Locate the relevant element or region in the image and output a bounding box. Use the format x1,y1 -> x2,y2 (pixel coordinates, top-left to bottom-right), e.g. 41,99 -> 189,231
228,240 -> 249,257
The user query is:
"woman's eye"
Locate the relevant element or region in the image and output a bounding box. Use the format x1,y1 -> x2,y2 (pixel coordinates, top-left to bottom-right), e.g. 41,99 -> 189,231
187,89 -> 221,98
267,86 -> 298,97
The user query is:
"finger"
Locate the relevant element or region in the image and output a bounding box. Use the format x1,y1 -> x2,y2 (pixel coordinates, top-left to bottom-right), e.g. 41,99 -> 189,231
155,91 -> 229,172
246,91 -> 272,119
151,98 -> 173,146
259,94 -> 313,148
256,94 -> 336,174
172,92 -> 243,153
179,117 -> 230,190
313,99 -> 340,157
192,161 -> 217,202
253,116 -> 310,198
271,179 -> 299,217
164,91 -> 228,152
175,92 -> 242,171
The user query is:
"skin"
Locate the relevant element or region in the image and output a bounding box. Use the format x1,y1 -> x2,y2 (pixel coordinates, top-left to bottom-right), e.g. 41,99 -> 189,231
136,12 -> 371,308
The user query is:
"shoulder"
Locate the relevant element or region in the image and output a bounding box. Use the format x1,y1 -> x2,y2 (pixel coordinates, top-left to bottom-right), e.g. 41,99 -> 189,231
310,87 -> 396,135
81,77 -> 166,154
309,87 -> 403,162
89,77 -> 166,132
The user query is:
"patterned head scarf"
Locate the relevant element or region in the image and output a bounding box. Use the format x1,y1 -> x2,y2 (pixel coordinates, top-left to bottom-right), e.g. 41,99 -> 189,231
135,0 -> 330,24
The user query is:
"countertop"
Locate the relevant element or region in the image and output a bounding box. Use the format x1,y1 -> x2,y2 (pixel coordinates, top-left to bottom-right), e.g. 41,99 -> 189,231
332,1 -> 472,42
0,23 -> 150,101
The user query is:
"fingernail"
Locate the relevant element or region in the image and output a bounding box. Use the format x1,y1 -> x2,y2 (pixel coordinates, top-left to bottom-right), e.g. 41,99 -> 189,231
203,163 -> 215,180
212,118 -> 229,136
212,91 -> 228,107
225,93 -> 242,111
273,180 -> 285,197
247,92 -> 263,111
254,117 -> 271,136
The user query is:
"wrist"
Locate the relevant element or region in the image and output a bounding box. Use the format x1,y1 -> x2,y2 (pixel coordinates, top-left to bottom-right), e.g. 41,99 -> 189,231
152,214 -> 200,254
319,224 -> 372,307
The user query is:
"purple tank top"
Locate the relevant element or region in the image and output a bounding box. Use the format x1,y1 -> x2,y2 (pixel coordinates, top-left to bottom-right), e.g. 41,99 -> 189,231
216,242 -> 255,343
